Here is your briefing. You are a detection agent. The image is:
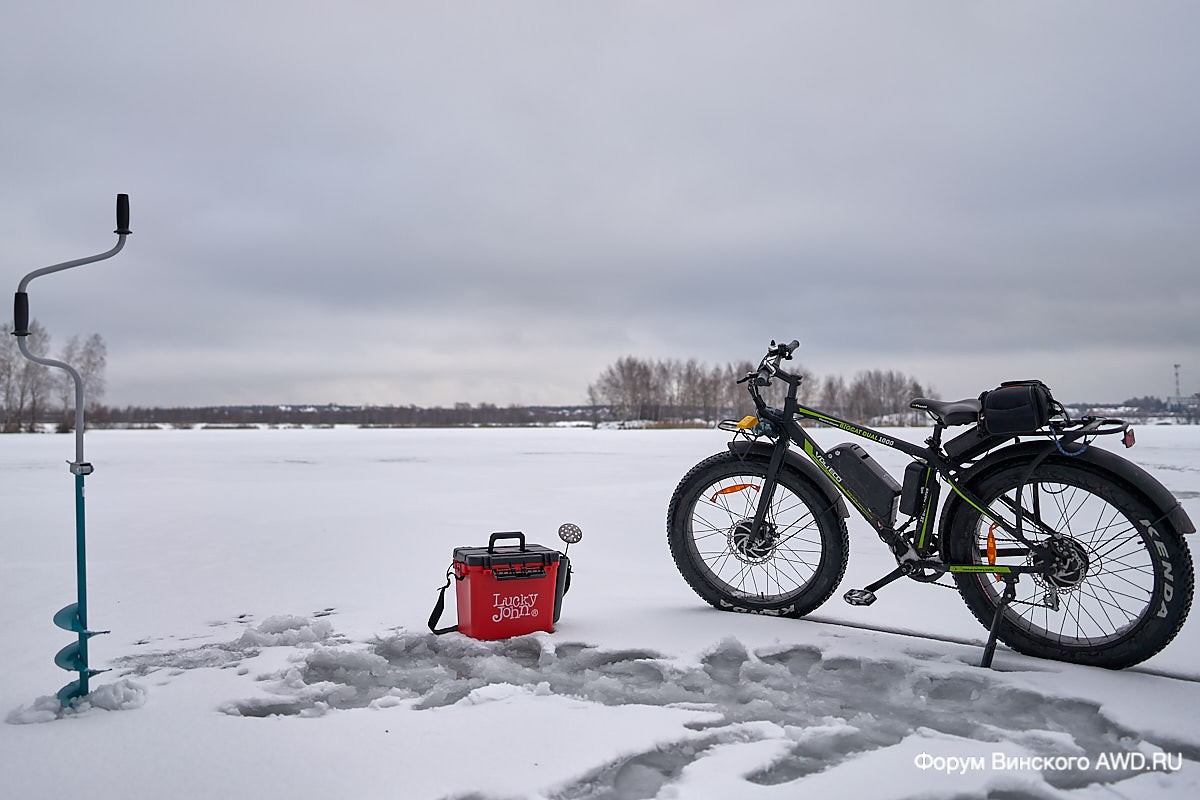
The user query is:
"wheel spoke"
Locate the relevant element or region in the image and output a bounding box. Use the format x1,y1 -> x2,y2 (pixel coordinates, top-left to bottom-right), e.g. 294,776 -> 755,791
678,465 -> 840,604
966,470 -> 1170,650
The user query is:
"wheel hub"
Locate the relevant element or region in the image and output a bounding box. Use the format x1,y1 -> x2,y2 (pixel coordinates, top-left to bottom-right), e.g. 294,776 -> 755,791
728,518 -> 777,564
1042,537 -> 1091,590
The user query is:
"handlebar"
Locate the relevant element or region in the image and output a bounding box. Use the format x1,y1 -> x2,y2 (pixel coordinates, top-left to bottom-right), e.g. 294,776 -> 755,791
12,193 -> 131,466
14,193 -> 130,323
769,339 -> 800,359
743,339 -> 802,387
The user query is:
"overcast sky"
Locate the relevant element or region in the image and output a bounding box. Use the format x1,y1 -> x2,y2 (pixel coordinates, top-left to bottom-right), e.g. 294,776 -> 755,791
3,2 -> 1198,408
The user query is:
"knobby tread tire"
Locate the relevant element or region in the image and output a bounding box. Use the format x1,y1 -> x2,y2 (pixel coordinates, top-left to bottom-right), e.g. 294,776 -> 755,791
667,451 -> 849,617
945,458 -> 1194,668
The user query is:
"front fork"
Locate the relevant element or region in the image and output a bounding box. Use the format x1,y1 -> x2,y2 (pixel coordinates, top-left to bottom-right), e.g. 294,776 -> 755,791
747,438 -> 790,542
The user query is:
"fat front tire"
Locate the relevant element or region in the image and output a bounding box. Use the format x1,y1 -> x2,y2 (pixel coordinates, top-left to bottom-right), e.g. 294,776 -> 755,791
946,459 -> 1194,668
667,451 -> 849,617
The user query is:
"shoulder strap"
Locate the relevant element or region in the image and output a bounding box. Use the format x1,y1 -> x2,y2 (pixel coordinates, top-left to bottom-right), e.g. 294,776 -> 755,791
428,568 -> 460,635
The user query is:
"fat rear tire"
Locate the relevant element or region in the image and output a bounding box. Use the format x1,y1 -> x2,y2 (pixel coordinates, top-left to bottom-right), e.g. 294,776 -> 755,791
945,459 -> 1194,668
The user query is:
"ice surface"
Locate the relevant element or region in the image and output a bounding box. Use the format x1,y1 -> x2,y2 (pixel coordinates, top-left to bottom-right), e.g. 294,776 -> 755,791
96,621 -> 1199,795
2,426 -> 1199,799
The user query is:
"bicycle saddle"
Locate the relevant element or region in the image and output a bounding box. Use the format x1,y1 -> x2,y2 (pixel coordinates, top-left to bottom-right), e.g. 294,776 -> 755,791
910,397 -> 981,427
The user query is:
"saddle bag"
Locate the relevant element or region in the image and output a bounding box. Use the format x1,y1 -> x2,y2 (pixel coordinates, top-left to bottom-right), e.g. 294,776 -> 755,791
978,380 -> 1054,435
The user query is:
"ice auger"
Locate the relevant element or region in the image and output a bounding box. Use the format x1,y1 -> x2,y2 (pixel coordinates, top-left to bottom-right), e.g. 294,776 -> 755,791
13,194 -> 131,705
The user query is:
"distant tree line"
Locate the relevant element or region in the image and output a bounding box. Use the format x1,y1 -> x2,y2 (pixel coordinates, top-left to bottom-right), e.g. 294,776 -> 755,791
88,392 -> 1185,429
587,356 -> 936,426
0,321 -> 107,433
88,403 -> 597,428
6,334 -> 1188,432
1124,395 -> 1170,412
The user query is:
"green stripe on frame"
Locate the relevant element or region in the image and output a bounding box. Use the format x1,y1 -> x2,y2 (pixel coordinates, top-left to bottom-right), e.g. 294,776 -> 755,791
948,565 -> 1013,574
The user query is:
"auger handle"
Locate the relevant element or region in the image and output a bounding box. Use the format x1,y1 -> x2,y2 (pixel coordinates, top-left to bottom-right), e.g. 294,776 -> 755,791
13,291 -> 29,336
115,194 -> 131,235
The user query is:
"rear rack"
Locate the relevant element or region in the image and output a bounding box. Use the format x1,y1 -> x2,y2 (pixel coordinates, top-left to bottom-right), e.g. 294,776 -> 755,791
1052,416 -> 1135,449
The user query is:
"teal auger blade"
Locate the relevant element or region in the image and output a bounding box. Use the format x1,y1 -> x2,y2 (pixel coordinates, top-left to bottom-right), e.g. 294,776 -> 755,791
54,641 -> 86,672
53,603 -> 83,632
56,680 -> 85,707
54,668 -> 110,709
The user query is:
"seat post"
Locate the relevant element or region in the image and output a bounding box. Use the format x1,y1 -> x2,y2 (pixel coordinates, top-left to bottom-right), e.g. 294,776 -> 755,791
926,422 -> 945,450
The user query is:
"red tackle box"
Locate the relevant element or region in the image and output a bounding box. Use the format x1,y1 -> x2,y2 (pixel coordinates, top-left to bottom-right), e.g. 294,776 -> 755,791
450,532 -> 568,640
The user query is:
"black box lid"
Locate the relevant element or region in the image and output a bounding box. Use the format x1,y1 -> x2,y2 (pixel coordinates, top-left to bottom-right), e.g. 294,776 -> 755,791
454,537 -> 560,569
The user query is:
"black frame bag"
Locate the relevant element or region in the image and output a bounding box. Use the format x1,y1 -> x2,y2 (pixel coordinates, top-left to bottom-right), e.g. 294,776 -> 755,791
979,380 -> 1053,435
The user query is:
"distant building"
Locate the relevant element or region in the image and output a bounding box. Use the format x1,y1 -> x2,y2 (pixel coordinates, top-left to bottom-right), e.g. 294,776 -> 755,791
1167,394 -> 1200,412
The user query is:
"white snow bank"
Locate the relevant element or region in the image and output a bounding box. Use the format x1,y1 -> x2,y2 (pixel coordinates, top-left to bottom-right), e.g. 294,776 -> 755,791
5,678 -> 147,724
236,615 -> 333,647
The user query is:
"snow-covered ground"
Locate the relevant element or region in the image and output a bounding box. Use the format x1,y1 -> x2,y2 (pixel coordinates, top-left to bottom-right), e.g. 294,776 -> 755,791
2,425 -> 1199,799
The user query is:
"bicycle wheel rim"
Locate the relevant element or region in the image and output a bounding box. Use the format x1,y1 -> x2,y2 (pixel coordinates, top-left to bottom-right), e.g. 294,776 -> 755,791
970,475 -> 1157,647
685,471 -> 826,603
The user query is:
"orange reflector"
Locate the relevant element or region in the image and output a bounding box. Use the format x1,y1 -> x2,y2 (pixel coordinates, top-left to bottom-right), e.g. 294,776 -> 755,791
987,523 -> 999,582
710,483 -> 760,502
736,416 -> 759,430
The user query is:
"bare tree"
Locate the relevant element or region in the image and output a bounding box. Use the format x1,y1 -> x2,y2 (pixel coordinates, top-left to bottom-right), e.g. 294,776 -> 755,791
791,363 -> 818,408
655,358 -> 682,421
0,322 -> 19,432
819,373 -> 847,421
590,355 -> 936,425
79,333 -> 108,411
56,335 -> 81,430
2,325 -> 107,433
53,333 -> 109,430
679,358 -> 707,421
589,356 -> 656,421
19,320 -> 53,431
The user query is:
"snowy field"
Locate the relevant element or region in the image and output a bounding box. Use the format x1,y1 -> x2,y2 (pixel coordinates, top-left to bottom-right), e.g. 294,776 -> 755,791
3,425 -> 1199,799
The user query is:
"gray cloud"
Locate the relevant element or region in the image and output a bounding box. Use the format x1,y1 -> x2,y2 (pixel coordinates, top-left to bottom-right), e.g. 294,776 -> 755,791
3,2 -> 1198,407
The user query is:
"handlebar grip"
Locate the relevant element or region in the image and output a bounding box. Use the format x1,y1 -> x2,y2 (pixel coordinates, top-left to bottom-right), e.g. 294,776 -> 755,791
785,339 -> 799,354
115,193 -> 131,235
13,292 -> 29,336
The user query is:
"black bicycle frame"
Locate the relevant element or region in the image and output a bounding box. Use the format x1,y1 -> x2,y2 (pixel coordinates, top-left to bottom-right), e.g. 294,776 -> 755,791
748,366 -> 1049,579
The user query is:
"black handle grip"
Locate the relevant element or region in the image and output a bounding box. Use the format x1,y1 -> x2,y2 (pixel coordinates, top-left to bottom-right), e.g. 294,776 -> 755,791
115,193 -> 131,235
13,292 -> 29,336
488,531 -> 526,553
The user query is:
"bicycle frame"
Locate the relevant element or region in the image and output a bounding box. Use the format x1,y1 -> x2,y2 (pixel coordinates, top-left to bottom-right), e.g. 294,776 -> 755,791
674,341 -> 1192,669
743,360 -> 1051,580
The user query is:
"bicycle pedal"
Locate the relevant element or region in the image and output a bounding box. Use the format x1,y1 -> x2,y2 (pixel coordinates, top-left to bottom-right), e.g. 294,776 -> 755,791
843,589 -> 877,607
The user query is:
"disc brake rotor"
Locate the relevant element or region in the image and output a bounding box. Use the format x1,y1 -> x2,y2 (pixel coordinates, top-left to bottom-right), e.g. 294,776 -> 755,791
728,518 -> 777,564
1031,537 -> 1093,593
